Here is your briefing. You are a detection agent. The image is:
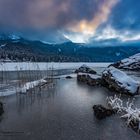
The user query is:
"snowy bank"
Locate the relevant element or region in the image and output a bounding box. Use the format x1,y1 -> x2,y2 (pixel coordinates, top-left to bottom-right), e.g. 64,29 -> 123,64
19,79 -> 47,94
102,67 -> 140,95
111,53 -> 140,71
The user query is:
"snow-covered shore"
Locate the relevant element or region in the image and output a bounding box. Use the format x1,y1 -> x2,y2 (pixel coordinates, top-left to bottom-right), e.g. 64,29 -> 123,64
0,62 -> 111,71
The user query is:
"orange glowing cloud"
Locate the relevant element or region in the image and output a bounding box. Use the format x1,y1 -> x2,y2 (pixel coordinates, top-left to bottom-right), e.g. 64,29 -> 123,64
69,0 -> 119,35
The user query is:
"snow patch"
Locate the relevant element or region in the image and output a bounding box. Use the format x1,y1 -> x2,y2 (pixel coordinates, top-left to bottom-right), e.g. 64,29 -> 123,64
19,79 -> 47,93
0,79 -> 47,96
0,44 -> 6,48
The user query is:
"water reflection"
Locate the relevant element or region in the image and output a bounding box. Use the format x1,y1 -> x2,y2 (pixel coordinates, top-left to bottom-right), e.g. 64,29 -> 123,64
15,82 -> 57,115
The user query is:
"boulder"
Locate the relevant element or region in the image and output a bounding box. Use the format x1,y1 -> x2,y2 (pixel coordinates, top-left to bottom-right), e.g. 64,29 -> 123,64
102,66 -> 140,95
77,73 -> 88,83
93,105 -> 116,120
86,74 -> 102,86
0,102 -> 4,116
128,120 -> 140,134
110,53 -> 140,71
75,65 -> 97,74
65,76 -> 73,79
77,73 -> 102,86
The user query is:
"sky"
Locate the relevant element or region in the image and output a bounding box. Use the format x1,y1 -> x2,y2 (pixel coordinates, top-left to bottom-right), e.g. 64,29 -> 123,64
0,0 -> 140,45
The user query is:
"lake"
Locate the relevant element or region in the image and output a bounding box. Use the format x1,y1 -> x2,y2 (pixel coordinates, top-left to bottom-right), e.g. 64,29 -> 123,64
0,66 -> 140,140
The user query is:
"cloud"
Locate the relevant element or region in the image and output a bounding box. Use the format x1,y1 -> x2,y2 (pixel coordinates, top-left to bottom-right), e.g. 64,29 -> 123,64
93,26 -> 122,42
0,0 -> 140,45
64,0 -> 119,43
63,32 -> 91,43
108,0 -> 140,31
0,0 -> 68,30
63,25 -> 140,44
0,0 -> 103,31
0,0 -> 114,42
68,0 -> 119,35
92,26 -> 140,45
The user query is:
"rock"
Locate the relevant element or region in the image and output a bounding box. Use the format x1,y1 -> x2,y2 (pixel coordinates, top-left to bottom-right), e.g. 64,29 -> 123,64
102,66 -> 140,95
0,102 -> 4,116
77,66 -> 140,95
86,74 -> 102,86
77,73 -> 102,86
128,120 -> 140,134
77,73 -> 88,83
93,105 -> 116,120
110,53 -> 140,71
65,76 -> 73,79
75,65 -> 97,74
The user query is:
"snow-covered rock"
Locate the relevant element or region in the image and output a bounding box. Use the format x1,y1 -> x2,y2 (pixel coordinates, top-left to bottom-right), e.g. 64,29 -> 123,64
111,53 -> 140,71
102,66 -> 140,95
77,66 -> 140,95
75,64 -> 97,74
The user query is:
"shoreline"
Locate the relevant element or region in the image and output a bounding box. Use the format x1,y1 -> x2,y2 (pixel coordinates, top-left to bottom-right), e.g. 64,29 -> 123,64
0,62 -> 111,71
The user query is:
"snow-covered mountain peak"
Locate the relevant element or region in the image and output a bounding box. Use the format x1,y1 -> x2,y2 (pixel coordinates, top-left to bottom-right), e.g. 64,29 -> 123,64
8,34 -> 20,40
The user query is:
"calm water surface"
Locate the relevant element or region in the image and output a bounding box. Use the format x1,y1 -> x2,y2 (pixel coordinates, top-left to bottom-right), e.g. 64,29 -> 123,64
0,69 -> 140,140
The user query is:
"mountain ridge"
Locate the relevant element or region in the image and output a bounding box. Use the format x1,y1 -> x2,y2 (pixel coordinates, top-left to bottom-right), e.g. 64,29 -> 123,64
0,34 -> 140,62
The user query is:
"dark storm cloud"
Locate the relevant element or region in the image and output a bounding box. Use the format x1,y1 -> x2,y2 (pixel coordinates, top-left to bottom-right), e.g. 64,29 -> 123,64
0,0 -> 101,31
0,0 -> 109,42
0,0 -> 139,44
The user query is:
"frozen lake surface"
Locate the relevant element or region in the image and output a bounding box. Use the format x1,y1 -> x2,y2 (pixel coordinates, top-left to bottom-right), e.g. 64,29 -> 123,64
0,63 -> 140,140
0,62 -> 111,71
0,63 -> 110,97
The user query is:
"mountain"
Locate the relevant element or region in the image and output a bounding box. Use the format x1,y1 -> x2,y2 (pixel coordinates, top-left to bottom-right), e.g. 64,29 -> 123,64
0,34 -> 140,62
